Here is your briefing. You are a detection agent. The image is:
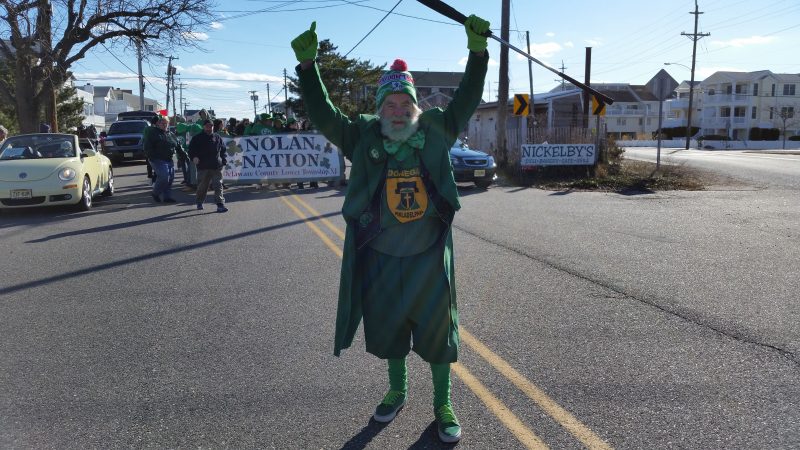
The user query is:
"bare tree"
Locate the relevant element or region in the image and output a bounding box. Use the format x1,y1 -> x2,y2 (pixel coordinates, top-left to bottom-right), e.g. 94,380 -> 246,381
770,106 -> 799,149
0,0 -> 216,132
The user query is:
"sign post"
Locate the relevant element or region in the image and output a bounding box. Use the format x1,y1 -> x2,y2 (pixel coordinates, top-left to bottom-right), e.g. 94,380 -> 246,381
648,70 -> 679,171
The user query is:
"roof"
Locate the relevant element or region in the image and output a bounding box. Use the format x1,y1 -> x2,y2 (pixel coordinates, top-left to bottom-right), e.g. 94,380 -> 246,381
629,85 -> 661,101
91,86 -> 115,97
409,70 -> 463,88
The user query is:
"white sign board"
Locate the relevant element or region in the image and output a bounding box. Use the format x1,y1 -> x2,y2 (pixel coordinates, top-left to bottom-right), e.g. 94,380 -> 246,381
220,133 -> 343,183
520,144 -> 596,166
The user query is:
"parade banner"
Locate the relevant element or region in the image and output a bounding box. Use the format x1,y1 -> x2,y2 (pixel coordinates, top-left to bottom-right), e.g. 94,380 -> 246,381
220,133 -> 343,184
520,144 -> 596,166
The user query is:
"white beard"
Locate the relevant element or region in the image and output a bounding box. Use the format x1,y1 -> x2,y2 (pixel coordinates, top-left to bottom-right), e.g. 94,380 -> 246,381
380,105 -> 422,142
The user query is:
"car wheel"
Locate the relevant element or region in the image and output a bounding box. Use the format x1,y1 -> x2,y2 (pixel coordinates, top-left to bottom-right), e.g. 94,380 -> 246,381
475,179 -> 492,189
78,176 -> 92,211
102,169 -> 114,196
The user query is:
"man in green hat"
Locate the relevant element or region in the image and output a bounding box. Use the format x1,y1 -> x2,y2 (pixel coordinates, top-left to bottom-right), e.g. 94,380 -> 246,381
247,112 -> 274,135
291,13 -> 489,444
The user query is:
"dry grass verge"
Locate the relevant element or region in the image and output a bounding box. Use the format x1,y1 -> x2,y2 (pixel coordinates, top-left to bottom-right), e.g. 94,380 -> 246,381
512,159 -> 713,192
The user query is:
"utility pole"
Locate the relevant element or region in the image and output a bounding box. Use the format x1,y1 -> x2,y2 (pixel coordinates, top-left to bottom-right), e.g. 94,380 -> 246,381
681,0 -> 709,150
136,39 -> 145,110
266,84 -> 271,114
555,61 -> 567,91
177,81 -> 186,117
165,56 -> 176,117
170,72 -> 179,119
496,0 -> 510,167
526,30 -> 534,143
283,69 -> 289,111
583,47 -> 591,129
249,90 -> 259,118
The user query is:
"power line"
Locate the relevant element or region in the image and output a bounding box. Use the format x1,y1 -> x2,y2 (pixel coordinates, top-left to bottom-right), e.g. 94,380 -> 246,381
343,0 -> 403,57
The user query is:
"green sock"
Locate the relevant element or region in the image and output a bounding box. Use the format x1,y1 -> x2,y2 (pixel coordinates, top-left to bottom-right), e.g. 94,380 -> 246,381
388,358 -> 408,393
430,362 -> 451,408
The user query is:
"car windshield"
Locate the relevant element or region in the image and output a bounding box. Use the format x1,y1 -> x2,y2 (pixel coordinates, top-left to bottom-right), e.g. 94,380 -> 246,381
0,135 -> 78,160
452,139 -> 468,149
108,121 -> 147,134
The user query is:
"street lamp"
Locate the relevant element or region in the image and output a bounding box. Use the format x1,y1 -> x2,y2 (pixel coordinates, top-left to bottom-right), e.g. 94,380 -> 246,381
665,62 -> 697,149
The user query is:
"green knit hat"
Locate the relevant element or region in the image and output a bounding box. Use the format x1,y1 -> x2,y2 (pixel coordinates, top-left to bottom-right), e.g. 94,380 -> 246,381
376,59 -> 417,109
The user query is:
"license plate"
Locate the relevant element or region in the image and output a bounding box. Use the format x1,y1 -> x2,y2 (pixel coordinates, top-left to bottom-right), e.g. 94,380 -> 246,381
124,152 -> 134,158
11,189 -> 32,199
473,169 -> 486,177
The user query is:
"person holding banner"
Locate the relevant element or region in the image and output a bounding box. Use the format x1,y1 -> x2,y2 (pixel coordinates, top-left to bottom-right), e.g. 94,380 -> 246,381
291,14 -> 489,444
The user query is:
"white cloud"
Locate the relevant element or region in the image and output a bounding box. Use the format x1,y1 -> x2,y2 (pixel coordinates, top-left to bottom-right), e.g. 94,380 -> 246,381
73,71 -> 138,80
564,41 -> 574,48
585,38 -> 602,47
546,32 -> 555,37
178,63 -> 282,82
183,32 -> 209,41
210,22 -> 224,30
188,80 -> 242,89
711,35 -> 776,48
530,42 -> 562,59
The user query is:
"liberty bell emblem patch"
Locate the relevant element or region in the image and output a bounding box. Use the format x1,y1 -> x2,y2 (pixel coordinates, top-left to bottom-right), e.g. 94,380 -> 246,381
386,167 -> 428,223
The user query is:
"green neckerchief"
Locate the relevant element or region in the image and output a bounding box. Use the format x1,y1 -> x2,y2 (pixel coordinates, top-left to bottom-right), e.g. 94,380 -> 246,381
383,130 -> 425,162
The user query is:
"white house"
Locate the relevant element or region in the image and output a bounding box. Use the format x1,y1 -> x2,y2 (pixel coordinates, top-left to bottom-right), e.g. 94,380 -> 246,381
77,84 -> 162,127
697,71 -> 799,139
72,84 -> 105,130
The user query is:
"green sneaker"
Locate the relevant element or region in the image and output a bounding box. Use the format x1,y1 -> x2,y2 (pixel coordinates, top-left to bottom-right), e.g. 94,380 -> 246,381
373,390 -> 406,423
435,404 -> 461,443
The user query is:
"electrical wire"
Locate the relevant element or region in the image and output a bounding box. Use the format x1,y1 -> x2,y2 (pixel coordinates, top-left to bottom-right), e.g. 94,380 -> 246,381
343,0 -> 403,57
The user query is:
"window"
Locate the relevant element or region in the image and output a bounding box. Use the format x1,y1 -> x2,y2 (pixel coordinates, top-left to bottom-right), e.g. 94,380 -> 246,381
638,118 -> 643,126
770,109 -> 774,119
617,118 -> 626,126
752,106 -> 757,119
708,89 -> 715,95
721,107 -> 731,117
771,84 -> 776,96
753,84 -> 759,96
726,85 -> 733,94
782,107 -> 795,118
783,84 -> 796,96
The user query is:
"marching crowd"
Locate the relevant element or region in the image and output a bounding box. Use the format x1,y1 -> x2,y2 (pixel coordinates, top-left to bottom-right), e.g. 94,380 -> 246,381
143,110 -> 319,213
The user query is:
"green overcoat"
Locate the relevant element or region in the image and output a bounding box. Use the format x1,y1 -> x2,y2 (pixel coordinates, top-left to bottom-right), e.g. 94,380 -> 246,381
297,51 -> 489,356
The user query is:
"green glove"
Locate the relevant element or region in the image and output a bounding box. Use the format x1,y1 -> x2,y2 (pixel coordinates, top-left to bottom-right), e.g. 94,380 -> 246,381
464,14 -> 490,52
291,21 -> 318,63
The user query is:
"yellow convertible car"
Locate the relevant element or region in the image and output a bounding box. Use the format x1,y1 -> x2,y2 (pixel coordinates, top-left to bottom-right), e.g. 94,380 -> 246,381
0,133 -> 114,211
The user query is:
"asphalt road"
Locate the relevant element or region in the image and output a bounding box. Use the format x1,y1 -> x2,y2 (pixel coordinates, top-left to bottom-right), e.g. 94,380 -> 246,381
623,146 -> 800,189
1,161 -> 798,449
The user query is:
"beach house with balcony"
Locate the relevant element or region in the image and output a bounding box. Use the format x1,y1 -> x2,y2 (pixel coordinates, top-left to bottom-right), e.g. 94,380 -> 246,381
694,71 -> 800,139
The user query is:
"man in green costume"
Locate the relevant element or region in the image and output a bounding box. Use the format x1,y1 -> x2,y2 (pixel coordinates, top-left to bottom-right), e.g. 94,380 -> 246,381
291,14 -> 489,444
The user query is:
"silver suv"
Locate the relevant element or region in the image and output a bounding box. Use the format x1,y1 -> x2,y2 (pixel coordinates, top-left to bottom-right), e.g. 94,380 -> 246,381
102,120 -> 149,164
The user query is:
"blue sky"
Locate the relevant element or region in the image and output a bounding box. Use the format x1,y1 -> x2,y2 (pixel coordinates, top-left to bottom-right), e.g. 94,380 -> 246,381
71,0 -> 800,120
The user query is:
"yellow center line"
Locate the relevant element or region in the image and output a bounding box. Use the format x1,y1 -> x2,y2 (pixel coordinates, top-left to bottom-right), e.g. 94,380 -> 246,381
280,193 -> 612,449
289,193 -> 345,240
452,362 -> 549,449
278,193 -> 342,258
460,329 -> 613,450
